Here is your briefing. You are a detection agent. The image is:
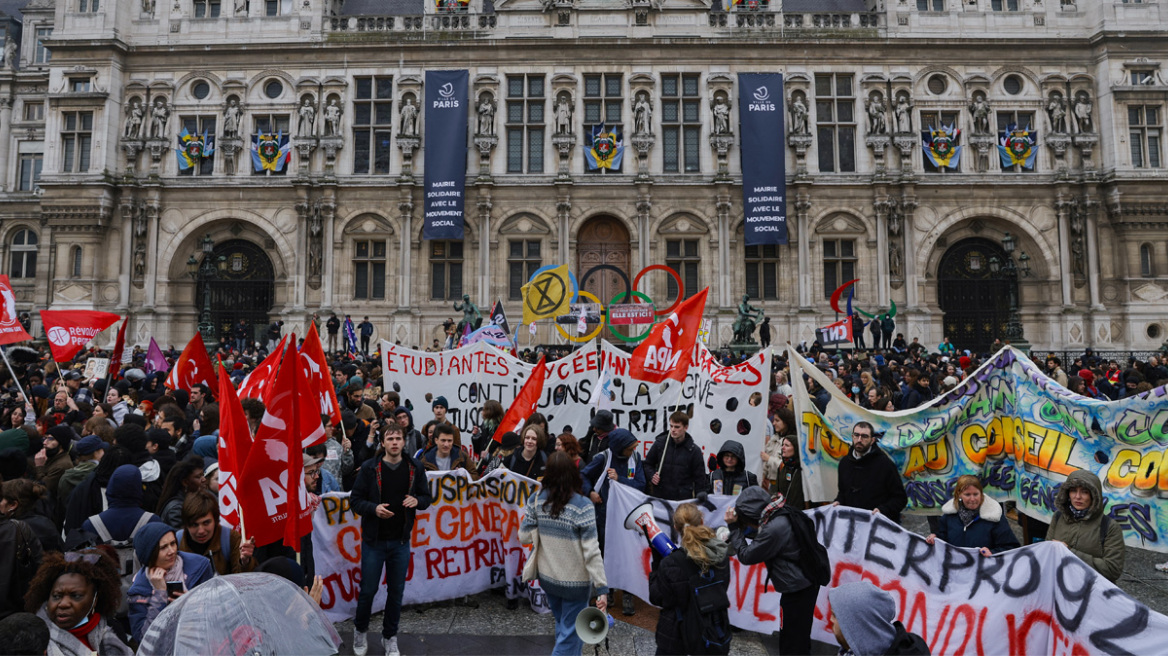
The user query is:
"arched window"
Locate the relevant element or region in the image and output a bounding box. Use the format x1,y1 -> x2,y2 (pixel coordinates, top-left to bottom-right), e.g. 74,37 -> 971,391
71,246 -> 83,278
1140,243 -> 1154,277
9,229 -> 38,279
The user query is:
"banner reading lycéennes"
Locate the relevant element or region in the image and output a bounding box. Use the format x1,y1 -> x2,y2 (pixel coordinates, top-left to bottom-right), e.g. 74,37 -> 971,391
738,72 -> 787,245
603,485 -> 1168,654
423,70 -> 468,240
791,345 -> 1168,552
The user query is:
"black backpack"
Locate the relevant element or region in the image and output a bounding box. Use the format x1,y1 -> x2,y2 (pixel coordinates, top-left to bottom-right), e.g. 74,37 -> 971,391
678,558 -> 732,655
771,506 -> 832,587
887,620 -> 931,655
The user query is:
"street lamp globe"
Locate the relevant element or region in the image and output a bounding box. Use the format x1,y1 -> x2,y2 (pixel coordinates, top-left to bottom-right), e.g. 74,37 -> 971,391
201,233 -> 215,255
1001,231 -> 1016,254
186,254 -> 199,279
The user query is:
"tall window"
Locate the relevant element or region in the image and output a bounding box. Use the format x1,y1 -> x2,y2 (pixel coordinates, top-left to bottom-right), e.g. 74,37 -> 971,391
506,75 -> 545,174
1130,105 -> 1162,169
430,241 -> 463,300
666,239 -> 699,300
34,28 -> 51,64
79,0 -> 99,11
584,74 -> 623,174
71,247 -> 83,279
745,244 -> 780,300
990,0 -> 1019,9
1140,244 -> 1154,277
265,0 -> 292,15
822,239 -> 856,298
194,0 -> 221,17
9,229 -> 37,279
252,114 -> 290,176
24,102 -> 44,122
178,116 -> 217,176
661,73 -> 701,173
61,111 -> 93,174
354,240 -> 386,300
920,110 -> 961,173
353,77 -> 393,175
17,143 -> 43,192
508,240 -> 542,300
816,74 -> 856,173
996,110 -> 1036,174
916,0 -> 943,9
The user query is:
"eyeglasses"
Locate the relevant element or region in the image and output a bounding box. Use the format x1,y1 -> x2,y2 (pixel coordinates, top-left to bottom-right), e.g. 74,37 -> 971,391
304,468 -> 322,478
64,551 -> 103,565
852,432 -> 872,439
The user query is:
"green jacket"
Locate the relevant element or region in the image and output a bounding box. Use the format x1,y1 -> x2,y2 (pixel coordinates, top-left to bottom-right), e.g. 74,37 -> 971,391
56,460 -> 98,520
1047,469 -> 1125,582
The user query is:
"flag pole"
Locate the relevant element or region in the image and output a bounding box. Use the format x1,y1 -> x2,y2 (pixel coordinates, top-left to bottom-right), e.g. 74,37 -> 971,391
0,346 -> 30,409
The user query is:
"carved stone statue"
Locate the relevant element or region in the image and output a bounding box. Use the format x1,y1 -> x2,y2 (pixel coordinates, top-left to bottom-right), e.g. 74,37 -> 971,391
133,244 -> 146,278
142,0 -> 156,17
223,99 -> 241,138
789,96 -> 809,135
894,95 -> 912,133
712,96 -> 731,135
633,93 -> 652,135
2,37 -> 16,70
969,95 -> 991,136
732,294 -> 765,344
398,98 -> 418,137
554,95 -> 572,135
476,95 -> 496,136
297,98 -> 316,137
124,100 -> 144,139
148,98 -> 169,138
454,294 -> 482,334
1072,93 -> 1093,133
1046,92 -> 1068,134
866,95 -> 887,135
308,236 -> 322,278
324,97 -> 343,136
889,244 -> 903,279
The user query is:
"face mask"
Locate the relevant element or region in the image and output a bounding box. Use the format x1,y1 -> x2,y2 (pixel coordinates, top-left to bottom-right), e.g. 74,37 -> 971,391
70,596 -> 98,629
851,386 -> 860,394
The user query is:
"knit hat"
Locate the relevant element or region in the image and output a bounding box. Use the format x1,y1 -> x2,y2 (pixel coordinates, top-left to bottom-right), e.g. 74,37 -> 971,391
432,396 -> 449,410
958,355 -> 972,370
74,435 -> 111,456
0,428 -> 29,453
192,435 -> 218,459
133,522 -> 177,568
47,425 -> 78,453
829,581 -> 898,656
1078,369 -> 1095,384
499,431 -> 521,451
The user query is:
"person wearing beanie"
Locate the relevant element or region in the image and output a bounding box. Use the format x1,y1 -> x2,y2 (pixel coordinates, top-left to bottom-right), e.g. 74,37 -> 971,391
126,522 -> 213,643
427,395 -> 463,448
479,430 -> 521,477
828,581 -> 928,655
35,425 -> 77,502
580,409 -> 615,463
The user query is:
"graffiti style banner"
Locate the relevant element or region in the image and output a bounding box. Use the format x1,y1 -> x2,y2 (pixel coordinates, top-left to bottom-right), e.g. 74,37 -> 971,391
604,486 -> 1168,654
738,72 -> 787,245
312,469 -> 549,622
381,339 -> 769,472
790,345 -> 1168,552
422,69 -> 468,240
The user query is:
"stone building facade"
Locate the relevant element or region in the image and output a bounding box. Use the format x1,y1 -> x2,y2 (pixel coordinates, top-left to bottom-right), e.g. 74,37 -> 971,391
0,0 -> 1165,352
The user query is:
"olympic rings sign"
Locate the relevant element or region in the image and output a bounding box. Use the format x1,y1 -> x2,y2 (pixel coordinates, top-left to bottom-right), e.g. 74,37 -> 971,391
530,264 -> 684,344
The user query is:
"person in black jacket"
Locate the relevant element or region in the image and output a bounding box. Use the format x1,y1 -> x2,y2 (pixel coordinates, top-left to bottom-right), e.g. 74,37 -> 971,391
644,411 -> 707,501
649,503 -> 731,655
326,313 -> 341,353
832,422 -> 907,523
348,423 -> 432,656
708,440 -> 757,496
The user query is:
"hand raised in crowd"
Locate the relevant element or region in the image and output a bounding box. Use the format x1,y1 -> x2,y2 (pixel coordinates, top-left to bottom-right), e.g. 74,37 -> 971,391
148,567 -> 168,591
239,538 -> 255,563
305,575 -> 324,606
375,503 -> 394,519
34,448 -> 47,467
724,507 -> 738,524
192,418 -> 200,433
402,495 -> 418,509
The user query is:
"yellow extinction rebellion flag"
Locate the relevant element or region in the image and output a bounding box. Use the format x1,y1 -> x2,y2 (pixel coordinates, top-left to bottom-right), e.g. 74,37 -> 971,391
521,264 -> 572,325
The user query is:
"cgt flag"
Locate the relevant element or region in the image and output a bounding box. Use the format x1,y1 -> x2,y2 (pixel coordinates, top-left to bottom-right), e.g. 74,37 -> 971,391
495,355 -> 547,440
0,275 -> 32,346
217,358 -> 251,529
164,333 -> 217,392
422,70 -> 469,240
738,72 -> 787,246
629,287 -> 708,384
521,264 -> 572,325
39,310 -> 121,363
299,324 -> 342,427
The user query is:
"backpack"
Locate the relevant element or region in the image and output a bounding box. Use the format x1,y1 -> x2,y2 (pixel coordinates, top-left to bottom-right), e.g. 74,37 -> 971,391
886,620 -> 931,655
88,512 -> 156,616
770,506 -> 831,587
677,558 -> 733,655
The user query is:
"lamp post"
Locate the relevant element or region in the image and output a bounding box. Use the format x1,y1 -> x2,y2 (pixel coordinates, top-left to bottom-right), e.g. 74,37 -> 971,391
988,231 -> 1032,353
186,234 -> 226,356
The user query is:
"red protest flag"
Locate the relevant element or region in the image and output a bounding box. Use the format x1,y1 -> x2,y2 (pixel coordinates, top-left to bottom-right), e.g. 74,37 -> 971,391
109,319 -> 129,379
496,355 -> 547,440
217,359 -> 252,530
0,276 -> 32,346
238,335 -> 286,402
164,333 -> 217,392
39,310 -> 121,363
299,324 -> 342,428
629,287 -> 709,384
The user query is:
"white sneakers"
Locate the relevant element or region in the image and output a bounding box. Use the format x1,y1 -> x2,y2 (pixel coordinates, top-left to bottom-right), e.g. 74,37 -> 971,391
383,636 -> 400,656
352,631 -> 368,655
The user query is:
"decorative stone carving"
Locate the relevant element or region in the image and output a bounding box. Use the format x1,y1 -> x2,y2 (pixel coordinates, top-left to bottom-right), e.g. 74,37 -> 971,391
866,91 -> 888,135
297,96 -> 317,137
222,98 -> 242,138
633,92 -> 652,137
475,93 -> 496,137
788,93 -> 809,135
324,97 -> 343,136
219,137 -> 244,175
893,93 -> 913,134
1046,91 -> 1068,134
967,134 -> 994,172
551,132 -> 576,180
148,98 -> 170,138
711,95 -> 731,135
969,93 -> 992,136
554,92 -> 573,136
398,97 -> 418,137
473,135 -> 498,179
1071,91 -> 1093,134
124,99 -> 145,139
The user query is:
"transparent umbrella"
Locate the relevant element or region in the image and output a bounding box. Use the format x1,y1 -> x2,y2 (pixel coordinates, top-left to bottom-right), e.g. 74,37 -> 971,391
139,573 -> 342,656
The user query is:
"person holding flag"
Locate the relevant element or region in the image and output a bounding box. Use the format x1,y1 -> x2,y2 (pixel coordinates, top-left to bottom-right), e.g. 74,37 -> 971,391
343,314 -> 359,358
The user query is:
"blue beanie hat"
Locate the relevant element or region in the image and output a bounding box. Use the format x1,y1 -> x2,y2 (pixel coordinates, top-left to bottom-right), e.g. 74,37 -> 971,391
133,522 -> 176,568
192,435 -> 218,460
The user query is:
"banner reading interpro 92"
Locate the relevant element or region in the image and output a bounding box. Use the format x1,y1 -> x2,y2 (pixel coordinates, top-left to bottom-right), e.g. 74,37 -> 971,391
738,73 -> 787,245
423,70 -> 469,240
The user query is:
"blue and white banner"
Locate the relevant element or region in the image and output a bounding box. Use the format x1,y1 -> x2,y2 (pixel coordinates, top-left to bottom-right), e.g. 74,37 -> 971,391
423,70 -> 469,241
738,73 -> 787,246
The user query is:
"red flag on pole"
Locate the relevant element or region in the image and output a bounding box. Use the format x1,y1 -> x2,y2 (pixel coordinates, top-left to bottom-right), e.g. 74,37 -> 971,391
495,355 -> 547,440
238,336 -> 286,402
109,319 -> 129,379
164,333 -> 217,392
299,324 -> 342,428
628,287 -> 709,384
0,276 -> 32,346
217,359 -> 252,530
39,310 -> 120,363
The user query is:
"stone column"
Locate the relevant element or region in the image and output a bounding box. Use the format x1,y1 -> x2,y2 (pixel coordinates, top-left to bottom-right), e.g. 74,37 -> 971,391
0,99 -> 11,191
398,199 -> 414,309
1085,200 -> 1102,310
478,192 -> 492,301
322,202 -> 335,309
873,196 -> 890,310
117,198 -> 135,311
901,198 -> 919,308
795,195 -> 812,309
294,199 -> 311,311
143,202 -> 160,309
716,193 -> 731,308
636,196 -> 652,279
557,195 -> 571,265
1055,198 -> 1073,307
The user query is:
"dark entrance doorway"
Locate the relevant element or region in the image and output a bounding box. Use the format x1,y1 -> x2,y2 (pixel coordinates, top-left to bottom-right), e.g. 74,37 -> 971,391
195,239 -> 276,346
576,216 -> 632,341
937,237 -> 1015,352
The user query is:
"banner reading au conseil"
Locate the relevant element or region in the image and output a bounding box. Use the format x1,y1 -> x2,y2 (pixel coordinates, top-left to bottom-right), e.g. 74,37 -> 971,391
423,70 -> 468,240
738,73 -> 787,246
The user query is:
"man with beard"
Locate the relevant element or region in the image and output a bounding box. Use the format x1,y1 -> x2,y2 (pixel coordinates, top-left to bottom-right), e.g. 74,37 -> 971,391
831,421 -> 907,523
344,383 -> 376,424
35,425 -> 77,502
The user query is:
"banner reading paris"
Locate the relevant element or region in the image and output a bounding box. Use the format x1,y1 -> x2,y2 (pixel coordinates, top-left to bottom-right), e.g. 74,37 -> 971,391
738,72 -> 787,245
423,69 -> 469,240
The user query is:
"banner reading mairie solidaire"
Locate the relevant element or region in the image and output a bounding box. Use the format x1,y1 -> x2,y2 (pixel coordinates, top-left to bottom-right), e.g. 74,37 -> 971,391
423,70 -> 468,240
738,73 -> 787,245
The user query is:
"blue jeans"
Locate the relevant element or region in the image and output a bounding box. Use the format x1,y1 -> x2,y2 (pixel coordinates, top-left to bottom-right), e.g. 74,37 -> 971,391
355,538 -> 411,638
546,594 -> 588,656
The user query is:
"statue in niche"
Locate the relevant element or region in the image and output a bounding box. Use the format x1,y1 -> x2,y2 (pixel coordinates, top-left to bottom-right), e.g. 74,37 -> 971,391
2,37 -> 16,70
223,99 -> 241,138
324,97 -> 343,136
1046,92 -> 1068,134
866,94 -> 888,135
712,96 -> 731,135
1072,92 -> 1093,133
133,244 -> 146,278
398,97 -> 418,137
554,95 -> 572,135
893,95 -> 913,133
889,244 -> 903,279
789,95 -> 809,135
142,0 -> 156,17
969,94 -> 991,136
732,295 -> 765,345
633,93 -> 652,135
124,100 -> 144,139
476,95 -> 496,136
148,98 -> 169,138
297,98 -> 316,137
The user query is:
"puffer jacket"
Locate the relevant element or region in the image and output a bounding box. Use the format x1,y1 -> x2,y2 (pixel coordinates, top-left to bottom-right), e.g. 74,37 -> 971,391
644,430 -> 708,501
728,487 -> 812,594
649,534 -> 730,655
1048,469 -> 1125,582
934,496 -> 1020,553
708,440 -> 758,496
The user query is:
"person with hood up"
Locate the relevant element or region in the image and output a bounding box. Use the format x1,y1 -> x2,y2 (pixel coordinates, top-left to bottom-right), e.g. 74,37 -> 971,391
708,439 -> 757,497
1047,469 -> 1125,582
832,421 -> 907,523
393,406 -> 425,458
80,464 -> 163,541
828,581 -> 929,656
55,435 -> 108,524
726,487 -> 820,656
580,428 -> 645,616
644,411 -> 708,501
114,424 -> 165,514
126,522 -> 213,643
925,475 -> 1019,555
649,502 -> 732,655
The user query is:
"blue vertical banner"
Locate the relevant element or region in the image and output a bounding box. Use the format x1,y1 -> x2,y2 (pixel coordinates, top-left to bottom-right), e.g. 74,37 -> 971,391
738,73 -> 787,245
423,70 -> 469,240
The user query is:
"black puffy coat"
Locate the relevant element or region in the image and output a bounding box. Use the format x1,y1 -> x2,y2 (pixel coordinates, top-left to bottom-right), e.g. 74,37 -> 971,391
649,536 -> 730,655
708,440 -> 757,496
834,444 -> 907,523
645,431 -> 708,501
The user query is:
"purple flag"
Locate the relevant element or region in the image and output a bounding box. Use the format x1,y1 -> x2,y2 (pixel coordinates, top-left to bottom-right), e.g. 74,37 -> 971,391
144,337 -> 169,375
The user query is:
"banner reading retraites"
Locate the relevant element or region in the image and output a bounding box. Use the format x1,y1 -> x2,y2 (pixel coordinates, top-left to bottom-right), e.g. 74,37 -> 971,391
604,484 -> 1168,654
381,339 -> 769,472
422,69 -> 469,240
738,72 -> 787,245
791,345 -> 1168,552
312,469 -> 549,622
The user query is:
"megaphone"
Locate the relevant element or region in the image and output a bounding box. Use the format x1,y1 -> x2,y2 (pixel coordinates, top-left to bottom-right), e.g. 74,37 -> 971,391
575,606 -> 613,644
623,502 -> 677,557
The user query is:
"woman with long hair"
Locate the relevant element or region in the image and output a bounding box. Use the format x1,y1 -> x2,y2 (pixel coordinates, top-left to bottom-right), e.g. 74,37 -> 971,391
519,451 -> 608,655
24,549 -> 132,655
155,456 -> 206,529
473,399 -> 504,456
1,479 -> 59,552
504,425 -> 547,480
555,432 -> 582,469
649,503 -> 732,655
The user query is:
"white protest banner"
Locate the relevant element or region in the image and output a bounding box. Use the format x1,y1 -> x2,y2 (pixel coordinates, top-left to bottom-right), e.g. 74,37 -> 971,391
312,469 -> 549,623
790,345 -> 1168,552
83,357 -> 110,380
604,484 -> 1168,654
381,340 -> 769,472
